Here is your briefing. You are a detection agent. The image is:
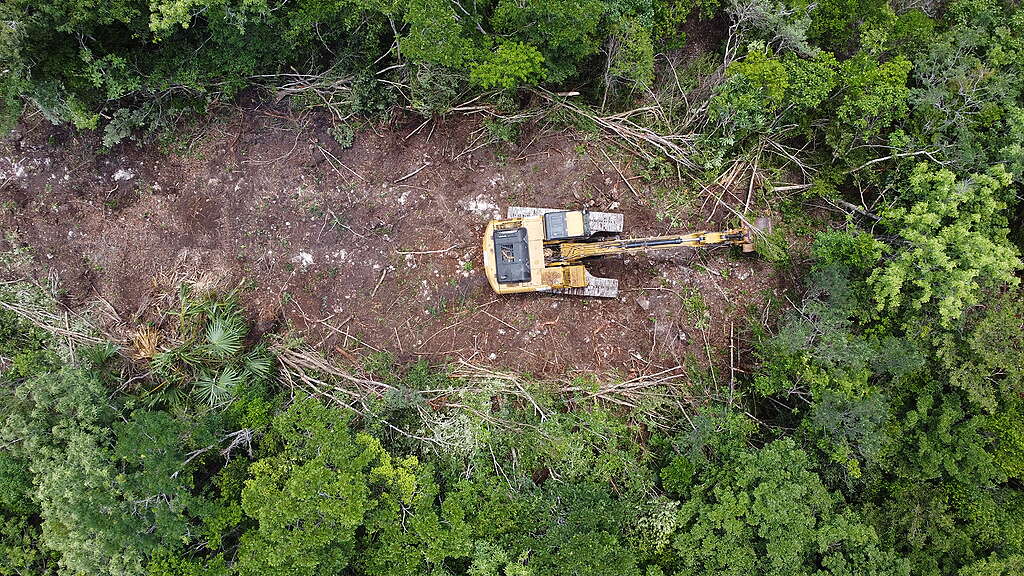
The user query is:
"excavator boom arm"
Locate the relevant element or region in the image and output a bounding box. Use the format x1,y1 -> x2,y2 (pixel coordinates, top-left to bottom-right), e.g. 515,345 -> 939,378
557,229 -> 749,262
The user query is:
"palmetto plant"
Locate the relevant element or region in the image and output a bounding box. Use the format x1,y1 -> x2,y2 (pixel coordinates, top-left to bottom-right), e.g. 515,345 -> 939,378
143,284 -> 274,411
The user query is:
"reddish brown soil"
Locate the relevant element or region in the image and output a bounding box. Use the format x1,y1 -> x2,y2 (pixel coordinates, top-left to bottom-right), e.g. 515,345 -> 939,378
1,105 -> 784,377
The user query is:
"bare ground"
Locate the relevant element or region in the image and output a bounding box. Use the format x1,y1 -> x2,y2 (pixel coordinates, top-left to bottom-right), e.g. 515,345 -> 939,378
1,104 -> 784,377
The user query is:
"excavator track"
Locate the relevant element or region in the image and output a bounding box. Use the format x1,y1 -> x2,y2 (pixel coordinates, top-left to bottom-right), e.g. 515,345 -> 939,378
507,207 -> 624,234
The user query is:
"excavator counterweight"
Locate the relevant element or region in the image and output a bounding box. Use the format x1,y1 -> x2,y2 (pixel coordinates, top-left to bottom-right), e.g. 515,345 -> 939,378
482,208 -> 770,298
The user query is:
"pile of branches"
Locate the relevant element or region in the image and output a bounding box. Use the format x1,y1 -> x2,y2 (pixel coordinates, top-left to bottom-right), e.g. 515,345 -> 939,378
274,342 -> 704,433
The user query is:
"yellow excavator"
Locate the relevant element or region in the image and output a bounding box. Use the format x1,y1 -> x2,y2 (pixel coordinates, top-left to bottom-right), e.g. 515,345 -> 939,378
483,207 -> 771,297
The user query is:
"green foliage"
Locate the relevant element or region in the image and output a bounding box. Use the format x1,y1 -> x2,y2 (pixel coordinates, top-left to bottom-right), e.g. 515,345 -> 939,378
759,228 -> 1022,576
908,0 -> 1024,176
805,0 -> 889,53
0,309 -> 59,382
329,122 -> 356,148
0,451 -> 52,575
112,409 -> 211,554
807,388 -> 889,478
711,44 -> 791,140
730,0 -> 816,56
2,369 -> 146,576
482,117 -> 519,147
530,482 -> 642,576
491,0 -> 608,83
753,224 -> 790,265
651,0 -> 692,50
884,384 -> 1004,486
934,290 -> 1024,413
400,0 -> 478,68
146,548 -> 232,576
732,46 -> 790,110
470,42 -> 546,90
0,284 -> 282,575
1,363 -> 238,576
148,286 -> 273,409
0,3 -> 28,134
607,8 -> 657,92
813,230 -> 884,271
782,51 -> 840,122
868,164 -> 1021,327
406,64 -> 464,116
751,261 -> 924,475
238,397 -> 409,576
707,44 -> 838,161
2,0 -> 333,142
866,477 -> 1024,575
959,555 -> 1024,576
829,54 -> 912,151
668,438 -> 905,576
4,1 -> 1024,575
2,294 -> 1023,576
148,0 -> 270,37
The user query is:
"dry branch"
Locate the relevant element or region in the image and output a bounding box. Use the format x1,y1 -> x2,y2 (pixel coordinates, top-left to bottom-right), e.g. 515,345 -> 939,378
0,280 -> 111,359
534,89 -> 703,174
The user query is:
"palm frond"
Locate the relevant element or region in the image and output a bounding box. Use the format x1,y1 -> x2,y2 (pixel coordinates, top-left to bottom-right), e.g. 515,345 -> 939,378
150,348 -> 180,379
243,351 -> 274,381
175,283 -> 207,334
202,295 -> 243,321
82,341 -> 120,367
205,317 -> 244,359
194,367 -> 242,408
138,385 -> 188,412
154,342 -> 209,374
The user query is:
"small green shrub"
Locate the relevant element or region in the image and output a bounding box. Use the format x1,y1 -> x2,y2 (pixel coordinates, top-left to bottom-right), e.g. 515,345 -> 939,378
330,122 -> 355,148
754,226 -> 790,265
470,41 -> 545,89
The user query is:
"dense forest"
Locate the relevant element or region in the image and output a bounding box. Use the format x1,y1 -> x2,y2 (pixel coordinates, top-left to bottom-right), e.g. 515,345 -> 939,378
2,0 -> 1024,575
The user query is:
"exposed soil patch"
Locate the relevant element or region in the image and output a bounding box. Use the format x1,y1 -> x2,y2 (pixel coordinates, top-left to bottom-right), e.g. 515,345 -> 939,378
1,106 -> 784,377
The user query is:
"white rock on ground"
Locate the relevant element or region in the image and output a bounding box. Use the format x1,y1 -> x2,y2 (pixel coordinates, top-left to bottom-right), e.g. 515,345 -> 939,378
291,252 -> 314,268
462,194 -> 501,219
112,168 -> 136,181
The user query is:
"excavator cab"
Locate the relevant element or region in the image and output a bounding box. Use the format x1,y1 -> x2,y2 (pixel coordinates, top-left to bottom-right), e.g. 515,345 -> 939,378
482,207 -> 770,298
492,227 -> 531,284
